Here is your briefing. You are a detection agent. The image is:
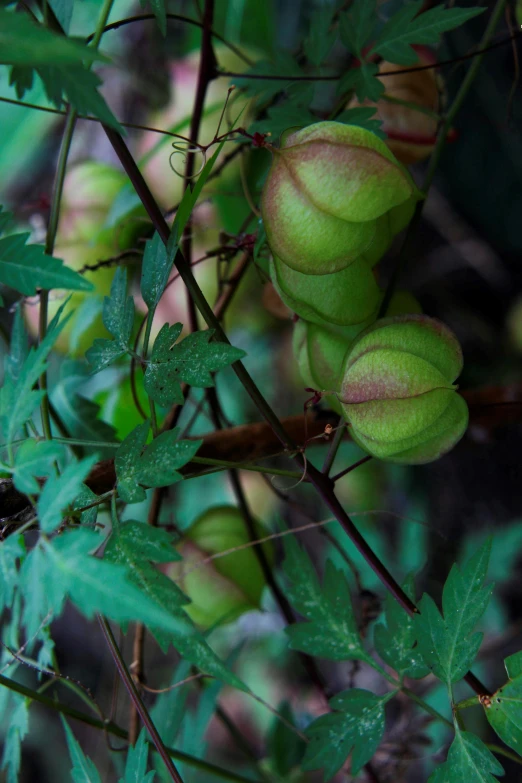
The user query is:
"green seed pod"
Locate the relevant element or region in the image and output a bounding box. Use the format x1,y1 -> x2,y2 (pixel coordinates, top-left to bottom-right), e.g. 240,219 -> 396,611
271,254 -> 381,327
261,121 -> 418,275
167,506 -> 274,629
339,315 -> 469,464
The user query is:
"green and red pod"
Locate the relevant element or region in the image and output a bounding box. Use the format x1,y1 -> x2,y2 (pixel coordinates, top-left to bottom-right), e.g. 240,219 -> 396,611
339,314 -> 469,464
261,121 -> 418,275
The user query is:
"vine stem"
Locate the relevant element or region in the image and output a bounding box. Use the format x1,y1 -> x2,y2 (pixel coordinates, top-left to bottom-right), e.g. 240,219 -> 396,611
98,617 -> 185,783
100,124 -> 491,698
0,673 -> 251,782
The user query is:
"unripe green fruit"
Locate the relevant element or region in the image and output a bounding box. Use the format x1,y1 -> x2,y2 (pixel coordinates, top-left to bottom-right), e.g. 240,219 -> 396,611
271,254 -> 381,327
261,121 -> 418,275
339,315 -> 469,464
167,506 -> 274,629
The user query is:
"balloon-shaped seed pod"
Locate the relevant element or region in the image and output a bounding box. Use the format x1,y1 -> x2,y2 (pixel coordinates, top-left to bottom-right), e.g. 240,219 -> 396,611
261,121 -> 418,275
348,47 -> 442,165
339,315 -> 469,464
270,254 -> 381,327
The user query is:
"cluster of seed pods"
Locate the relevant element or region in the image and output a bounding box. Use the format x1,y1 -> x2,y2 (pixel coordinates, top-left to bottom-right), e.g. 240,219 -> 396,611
261,121 -> 468,464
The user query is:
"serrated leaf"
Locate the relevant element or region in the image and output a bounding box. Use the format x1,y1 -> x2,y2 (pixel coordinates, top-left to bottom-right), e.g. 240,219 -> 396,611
102,267 -> 134,345
0,230 -> 92,296
72,484 -> 100,528
137,429 -> 201,487
429,730 -> 504,783
61,717 -> 102,783
339,0 -> 377,56
0,303 -> 71,446
20,543 -> 66,638
144,326 -> 246,407
12,438 -> 65,494
140,231 -> 171,312
115,421 -> 150,503
304,8 -> 337,66
249,105 -> 317,140
120,727 -> 155,783
370,3 -> 486,66
303,689 -> 389,780
0,535 -> 25,615
104,521 -> 245,689
1,697 -> 30,783
37,65 -> 123,132
37,455 -> 98,533
42,529 -> 194,636
374,574 -> 429,679
115,423 -> 201,503
0,10 -> 107,66
337,62 -> 384,103
485,651 -> 522,757
283,537 -> 370,662
85,338 -> 127,373
415,540 -> 492,685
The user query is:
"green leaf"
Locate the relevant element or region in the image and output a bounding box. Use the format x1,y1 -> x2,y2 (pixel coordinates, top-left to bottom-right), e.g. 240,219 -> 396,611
0,535 -> 25,615
1,697 -> 30,783
140,231 -> 172,312
370,3 -> 486,66
104,521 -> 245,689
120,727 -> 155,783
283,537 -> 370,662
12,438 -> 65,494
72,484 -> 100,528
304,8 -> 337,66
337,62 -> 384,103
0,209 -> 92,295
102,266 -> 135,344
138,0 -> 166,36
37,455 -> 98,533
61,716 -> 102,783
339,0 -> 377,56
116,424 -> 201,502
86,267 -> 135,372
20,543 -> 66,638
115,420 -> 150,503
42,529 -> 194,636
303,689 -> 390,780
374,574 -> 429,679
429,730 -> 504,783
267,702 -> 307,778
50,366 -> 118,454
233,53 -> 305,101
49,0 -> 74,33
415,540 -> 492,685
144,326 -> 246,407
0,10 -> 108,66
485,650 -> 522,757
249,105 -> 317,140
37,65 -> 123,132
0,303 -> 71,446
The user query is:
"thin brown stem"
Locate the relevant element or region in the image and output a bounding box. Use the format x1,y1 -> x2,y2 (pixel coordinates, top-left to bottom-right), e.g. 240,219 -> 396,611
98,617 -> 185,782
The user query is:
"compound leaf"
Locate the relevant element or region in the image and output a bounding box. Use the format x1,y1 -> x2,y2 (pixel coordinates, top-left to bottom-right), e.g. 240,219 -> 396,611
119,727 -> 155,783
104,521 -> 245,689
1,697 -> 30,783
374,574 -> 429,679
485,650 -> 522,757
303,689 -> 389,780
429,730 -> 504,783
415,540 -> 492,685
370,2 -> 486,66
61,717 -> 102,783
12,438 -> 65,494
283,537 -> 370,662
144,326 -> 246,407
37,455 -> 98,533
